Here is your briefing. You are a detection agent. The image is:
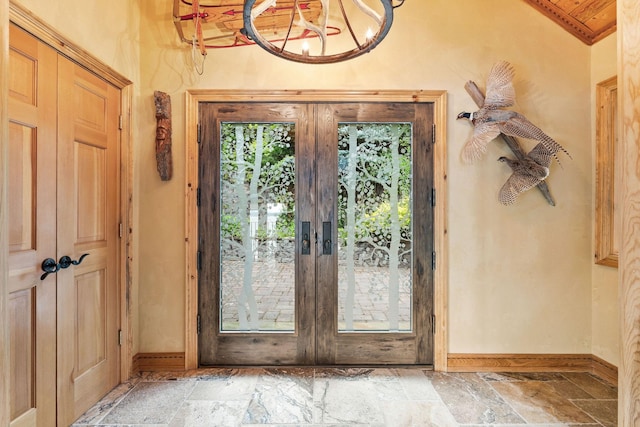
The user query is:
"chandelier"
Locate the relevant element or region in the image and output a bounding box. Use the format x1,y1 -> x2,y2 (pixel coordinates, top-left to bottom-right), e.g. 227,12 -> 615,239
174,1 -> 405,65
242,0 -> 404,64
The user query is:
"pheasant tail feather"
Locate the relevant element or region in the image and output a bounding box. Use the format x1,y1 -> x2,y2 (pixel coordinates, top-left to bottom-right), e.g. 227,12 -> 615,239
499,115 -> 571,165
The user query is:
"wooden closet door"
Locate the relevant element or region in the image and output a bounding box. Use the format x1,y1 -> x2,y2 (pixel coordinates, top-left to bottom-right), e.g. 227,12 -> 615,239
9,23 -> 122,426
56,57 -> 121,425
7,24 -> 58,427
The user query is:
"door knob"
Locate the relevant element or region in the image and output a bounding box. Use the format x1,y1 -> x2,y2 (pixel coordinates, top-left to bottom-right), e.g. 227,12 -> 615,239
58,253 -> 90,269
40,254 -> 90,280
40,258 -> 60,280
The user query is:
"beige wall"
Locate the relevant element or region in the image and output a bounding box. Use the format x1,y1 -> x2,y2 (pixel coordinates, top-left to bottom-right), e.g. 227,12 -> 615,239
138,0 -> 595,356
14,0 -> 139,79
590,33 -> 619,366
6,0 -> 619,365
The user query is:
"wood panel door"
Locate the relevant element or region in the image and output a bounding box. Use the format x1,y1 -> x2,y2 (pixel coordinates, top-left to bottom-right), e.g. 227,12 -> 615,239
56,55 -> 121,425
8,24 -> 121,426
198,101 -> 434,366
8,24 -> 58,427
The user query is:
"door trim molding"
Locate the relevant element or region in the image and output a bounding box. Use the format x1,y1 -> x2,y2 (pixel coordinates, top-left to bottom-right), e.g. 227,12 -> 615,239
185,90 -> 448,370
9,1 -> 134,381
1,1 -> 9,425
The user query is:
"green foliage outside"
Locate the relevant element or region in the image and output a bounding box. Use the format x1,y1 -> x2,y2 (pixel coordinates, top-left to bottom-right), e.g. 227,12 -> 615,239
220,122 -> 296,240
337,123 -> 413,247
220,122 -> 413,245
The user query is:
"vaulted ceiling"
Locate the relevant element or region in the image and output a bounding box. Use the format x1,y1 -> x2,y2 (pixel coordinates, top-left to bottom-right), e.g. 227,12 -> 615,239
172,1 -> 617,49
523,0 -> 616,45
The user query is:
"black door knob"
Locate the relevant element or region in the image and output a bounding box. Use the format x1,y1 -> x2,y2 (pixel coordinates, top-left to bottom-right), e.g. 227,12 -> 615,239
40,254 -> 90,280
58,253 -> 89,269
40,258 -> 59,280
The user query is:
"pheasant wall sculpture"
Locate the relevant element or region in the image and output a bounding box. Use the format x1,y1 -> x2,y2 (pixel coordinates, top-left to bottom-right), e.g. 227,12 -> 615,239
457,61 -> 571,166
497,142 -> 556,205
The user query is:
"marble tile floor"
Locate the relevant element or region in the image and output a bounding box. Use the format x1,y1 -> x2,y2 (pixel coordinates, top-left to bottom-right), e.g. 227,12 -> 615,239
72,368 -> 617,427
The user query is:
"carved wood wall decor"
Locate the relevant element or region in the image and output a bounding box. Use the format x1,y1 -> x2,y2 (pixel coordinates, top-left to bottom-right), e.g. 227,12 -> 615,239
154,90 -> 173,181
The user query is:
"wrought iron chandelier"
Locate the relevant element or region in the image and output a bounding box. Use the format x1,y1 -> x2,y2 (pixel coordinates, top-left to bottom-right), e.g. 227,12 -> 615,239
241,0 -> 405,64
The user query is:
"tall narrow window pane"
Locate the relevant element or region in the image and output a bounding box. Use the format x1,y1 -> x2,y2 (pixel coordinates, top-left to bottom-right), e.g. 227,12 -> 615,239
337,123 -> 413,332
219,123 -> 296,332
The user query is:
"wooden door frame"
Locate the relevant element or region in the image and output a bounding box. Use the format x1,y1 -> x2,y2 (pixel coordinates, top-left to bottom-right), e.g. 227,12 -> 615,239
1,1 -> 9,425
8,1 -> 135,382
185,90 -> 449,370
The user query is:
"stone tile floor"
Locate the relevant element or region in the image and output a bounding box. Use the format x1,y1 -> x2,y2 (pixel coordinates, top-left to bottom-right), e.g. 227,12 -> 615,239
72,368 -> 617,426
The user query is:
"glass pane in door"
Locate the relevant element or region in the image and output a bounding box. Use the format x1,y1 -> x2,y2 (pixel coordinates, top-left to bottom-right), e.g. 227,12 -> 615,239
219,123 -> 296,332
337,123 -> 413,332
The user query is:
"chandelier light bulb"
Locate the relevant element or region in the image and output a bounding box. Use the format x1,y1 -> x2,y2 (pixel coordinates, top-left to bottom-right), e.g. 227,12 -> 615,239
365,28 -> 374,42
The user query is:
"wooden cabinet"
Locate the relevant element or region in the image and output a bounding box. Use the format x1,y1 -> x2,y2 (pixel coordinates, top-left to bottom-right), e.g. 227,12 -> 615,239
8,24 -> 121,426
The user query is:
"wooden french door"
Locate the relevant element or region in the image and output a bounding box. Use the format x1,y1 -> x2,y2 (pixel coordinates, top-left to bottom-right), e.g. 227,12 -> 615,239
8,24 -> 121,426
198,101 -> 434,365
199,103 -> 316,365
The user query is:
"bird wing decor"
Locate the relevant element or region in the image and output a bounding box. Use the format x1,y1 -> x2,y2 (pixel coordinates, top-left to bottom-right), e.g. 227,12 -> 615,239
457,61 -> 571,166
483,60 -> 516,108
498,142 -> 555,205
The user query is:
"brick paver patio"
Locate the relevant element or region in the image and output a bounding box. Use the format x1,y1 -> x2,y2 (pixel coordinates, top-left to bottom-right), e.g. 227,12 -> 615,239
220,260 -> 412,331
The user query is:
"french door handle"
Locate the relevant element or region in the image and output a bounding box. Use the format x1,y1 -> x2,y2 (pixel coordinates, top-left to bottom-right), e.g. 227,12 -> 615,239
40,258 -> 60,280
301,221 -> 311,255
322,221 -> 332,255
58,253 -> 90,269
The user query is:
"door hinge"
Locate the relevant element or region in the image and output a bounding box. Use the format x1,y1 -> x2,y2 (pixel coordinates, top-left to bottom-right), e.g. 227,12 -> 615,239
196,187 -> 201,207
431,315 -> 437,334
197,123 -> 202,144
118,115 -> 123,130
432,251 -> 436,270
432,123 -> 436,144
119,222 -> 123,238
118,329 -> 123,346
431,188 -> 436,208
197,250 -> 202,271
197,314 -> 201,334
